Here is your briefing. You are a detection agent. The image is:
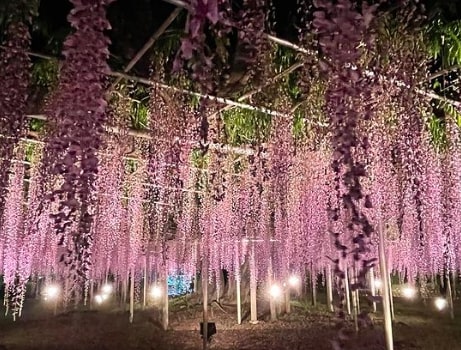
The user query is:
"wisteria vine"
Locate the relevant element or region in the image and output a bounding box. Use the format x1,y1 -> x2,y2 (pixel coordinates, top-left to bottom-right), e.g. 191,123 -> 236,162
43,0 -> 114,299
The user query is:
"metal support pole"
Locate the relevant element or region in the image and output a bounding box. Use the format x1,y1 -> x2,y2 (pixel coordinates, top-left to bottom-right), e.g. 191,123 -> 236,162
250,245 -> 258,324
447,273 -> 455,320
326,265 -> 334,312
268,262 -> 277,321
311,265 -> 317,307
236,277 -> 242,324
344,267 -> 352,315
129,269 -> 135,323
388,272 -> 395,321
370,267 -> 377,313
162,270 -> 169,330
379,217 -> 394,350
143,256 -> 148,310
202,260 -> 208,350
285,287 -> 291,314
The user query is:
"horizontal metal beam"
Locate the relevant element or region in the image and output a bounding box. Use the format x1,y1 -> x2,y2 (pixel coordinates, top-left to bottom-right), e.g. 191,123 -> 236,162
26,114 -> 257,156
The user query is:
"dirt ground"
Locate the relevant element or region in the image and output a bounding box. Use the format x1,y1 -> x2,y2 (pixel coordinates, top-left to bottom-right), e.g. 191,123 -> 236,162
0,298 -> 459,350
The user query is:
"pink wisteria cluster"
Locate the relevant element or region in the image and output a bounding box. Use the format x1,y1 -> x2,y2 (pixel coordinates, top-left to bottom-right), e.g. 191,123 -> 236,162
0,0 -> 34,230
40,0 -> 114,300
175,0 -> 232,91
313,2 -> 378,335
0,124 -> 460,316
1,0 -> 461,326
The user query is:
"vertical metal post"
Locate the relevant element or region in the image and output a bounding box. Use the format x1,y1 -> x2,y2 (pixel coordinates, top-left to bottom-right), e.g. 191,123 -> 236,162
162,269 -> 169,330
311,265 -> 317,307
326,265 -> 334,312
344,267 -> 351,315
129,268 -> 134,323
285,287 -> 291,314
202,260 -> 208,350
447,273 -> 455,320
250,244 -> 258,324
388,272 -> 395,321
269,262 -> 277,321
379,217 -> 394,350
370,267 -> 377,312
236,277 -> 242,324
143,256 -> 147,310
89,279 -> 94,310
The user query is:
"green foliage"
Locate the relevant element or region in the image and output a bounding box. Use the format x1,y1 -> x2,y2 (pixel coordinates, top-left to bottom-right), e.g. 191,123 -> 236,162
439,99 -> 461,123
273,45 -> 297,73
221,108 -> 272,145
24,142 -> 37,164
426,99 -> 461,151
188,95 -> 201,109
424,16 -> 461,150
272,46 -> 302,101
426,19 -> 461,67
130,101 -> 149,130
152,29 -> 182,62
292,82 -> 328,144
427,114 -> 447,150
127,85 -> 150,130
191,149 -> 210,169
31,59 -> 59,88
29,119 -> 45,132
125,158 -> 139,174
293,111 -> 305,139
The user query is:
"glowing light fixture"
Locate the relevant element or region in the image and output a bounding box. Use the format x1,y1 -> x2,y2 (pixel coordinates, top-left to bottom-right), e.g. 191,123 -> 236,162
434,297 -> 447,311
95,294 -> 104,304
150,285 -> 162,299
402,286 -> 416,299
43,285 -> 60,300
288,276 -> 300,287
373,279 -> 382,289
101,284 -> 113,295
269,284 -> 282,299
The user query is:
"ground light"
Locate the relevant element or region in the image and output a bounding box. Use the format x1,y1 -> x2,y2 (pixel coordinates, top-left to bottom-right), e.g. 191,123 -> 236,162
150,285 -> 162,299
373,279 -> 383,290
43,285 -> 60,301
402,285 -> 417,299
101,283 -> 113,295
434,297 -> 448,311
269,284 -> 282,299
95,294 -> 104,304
288,275 -> 300,288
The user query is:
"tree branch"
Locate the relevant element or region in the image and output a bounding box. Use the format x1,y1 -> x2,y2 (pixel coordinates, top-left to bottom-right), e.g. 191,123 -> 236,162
427,65 -> 461,81
109,7 -> 182,90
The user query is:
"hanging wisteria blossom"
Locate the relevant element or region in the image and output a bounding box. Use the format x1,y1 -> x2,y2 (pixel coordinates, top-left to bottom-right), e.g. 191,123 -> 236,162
43,0 -> 114,297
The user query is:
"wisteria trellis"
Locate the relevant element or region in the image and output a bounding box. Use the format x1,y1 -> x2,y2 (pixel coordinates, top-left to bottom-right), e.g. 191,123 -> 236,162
0,0 -> 460,327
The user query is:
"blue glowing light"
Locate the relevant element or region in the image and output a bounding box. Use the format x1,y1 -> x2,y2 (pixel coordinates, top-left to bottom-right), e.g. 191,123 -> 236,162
167,274 -> 193,296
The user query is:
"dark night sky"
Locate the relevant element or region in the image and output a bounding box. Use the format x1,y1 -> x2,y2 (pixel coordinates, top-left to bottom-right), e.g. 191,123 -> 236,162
32,0 -> 461,49
31,0 -> 306,75
10,0 -> 461,77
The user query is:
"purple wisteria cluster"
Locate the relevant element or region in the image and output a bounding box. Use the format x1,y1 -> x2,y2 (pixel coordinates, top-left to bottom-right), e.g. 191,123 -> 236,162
1,136 -> 461,317
2,0 -> 461,336
233,0 -> 269,86
269,110 -> 294,279
43,0 -> 114,299
175,0 -> 232,91
0,1 -> 34,227
313,0 -> 378,336
1,159 -> 26,320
